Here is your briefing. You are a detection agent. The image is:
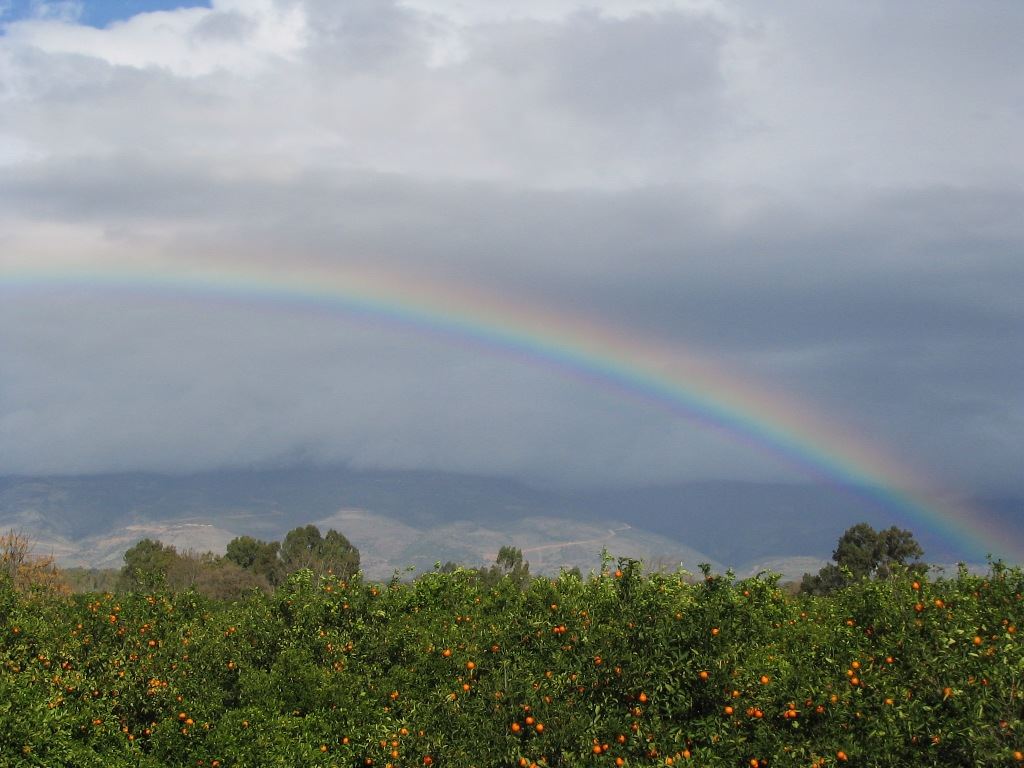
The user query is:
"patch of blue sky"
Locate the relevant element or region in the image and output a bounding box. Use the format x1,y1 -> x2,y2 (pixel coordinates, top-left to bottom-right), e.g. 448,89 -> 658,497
1,0 -> 210,29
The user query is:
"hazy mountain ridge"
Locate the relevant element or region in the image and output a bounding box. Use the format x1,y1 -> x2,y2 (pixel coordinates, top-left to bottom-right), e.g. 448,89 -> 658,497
1,468 -> 1014,580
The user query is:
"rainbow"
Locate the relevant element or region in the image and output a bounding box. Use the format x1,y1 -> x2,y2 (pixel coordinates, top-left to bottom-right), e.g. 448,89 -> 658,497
1,260 -> 1008,561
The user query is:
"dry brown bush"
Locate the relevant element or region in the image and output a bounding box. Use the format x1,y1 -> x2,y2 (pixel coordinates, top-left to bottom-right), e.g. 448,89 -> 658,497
0,530 -> 69,594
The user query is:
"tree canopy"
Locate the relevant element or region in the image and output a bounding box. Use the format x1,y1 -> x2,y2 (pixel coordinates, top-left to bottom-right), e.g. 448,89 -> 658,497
120,538 -> 178,590
478,545 -> 531,587
225,535 -> 283,586
279,525 -> 360,580
800,522 -> 924,595
120,538 -> 266,598
118,525 -> 360,598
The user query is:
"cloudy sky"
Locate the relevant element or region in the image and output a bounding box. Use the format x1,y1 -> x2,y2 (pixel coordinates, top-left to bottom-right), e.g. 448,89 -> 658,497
0,0 -> 1021,501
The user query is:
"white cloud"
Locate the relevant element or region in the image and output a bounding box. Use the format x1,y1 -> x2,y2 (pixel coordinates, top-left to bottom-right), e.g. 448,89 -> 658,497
3,0 -> 303,77
0,1 -> 1021,493
399,0 -> 728,26
2,0 -> 1020,189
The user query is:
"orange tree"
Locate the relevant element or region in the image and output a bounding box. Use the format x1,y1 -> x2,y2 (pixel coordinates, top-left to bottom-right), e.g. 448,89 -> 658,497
2,557 -> 1023,766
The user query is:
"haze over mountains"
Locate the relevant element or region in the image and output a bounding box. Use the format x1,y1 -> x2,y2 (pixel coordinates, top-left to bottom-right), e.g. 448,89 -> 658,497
2,467 -> 1018,581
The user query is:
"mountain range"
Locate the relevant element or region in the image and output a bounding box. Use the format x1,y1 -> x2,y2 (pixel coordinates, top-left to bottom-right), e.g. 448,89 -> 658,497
1,467 -> 1018,581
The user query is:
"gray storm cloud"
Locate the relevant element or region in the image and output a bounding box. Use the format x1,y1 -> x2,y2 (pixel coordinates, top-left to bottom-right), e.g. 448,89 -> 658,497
0,0 -> 1021,495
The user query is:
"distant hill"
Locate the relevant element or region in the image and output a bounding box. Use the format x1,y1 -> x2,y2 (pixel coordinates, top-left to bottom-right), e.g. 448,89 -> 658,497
0,467 -> 1017,580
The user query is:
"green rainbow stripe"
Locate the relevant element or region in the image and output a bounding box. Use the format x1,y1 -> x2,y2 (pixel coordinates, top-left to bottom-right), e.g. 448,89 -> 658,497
1,261 -> 1007,561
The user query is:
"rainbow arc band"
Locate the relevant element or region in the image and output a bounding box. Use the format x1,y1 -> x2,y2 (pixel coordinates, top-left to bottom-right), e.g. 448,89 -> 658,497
1,261 -> 1000,561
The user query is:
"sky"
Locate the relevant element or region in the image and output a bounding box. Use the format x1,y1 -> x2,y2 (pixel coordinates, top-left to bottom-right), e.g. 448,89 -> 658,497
0,1 -> 209,28
0,1 -> 1022,504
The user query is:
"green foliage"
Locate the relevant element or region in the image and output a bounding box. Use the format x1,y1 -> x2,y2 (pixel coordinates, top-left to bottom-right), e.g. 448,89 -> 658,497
225,536 -> 283,586
121,538 -> 178,590
478,545 -> 531,588
801,522 -> 925,595
279,525 -> 360,581
3,556 -> 1023,766
120,539 -> 268,600
118,525 -> 363,600
61,567 -> 121,593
